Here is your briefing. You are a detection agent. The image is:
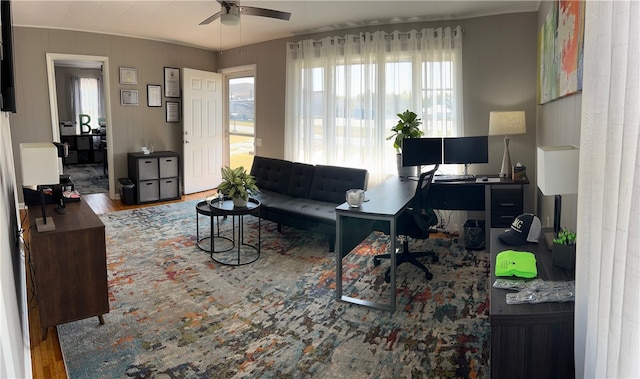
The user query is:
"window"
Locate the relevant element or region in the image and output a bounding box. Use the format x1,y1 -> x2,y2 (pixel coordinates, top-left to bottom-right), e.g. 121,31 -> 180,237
285,27 -> 463,185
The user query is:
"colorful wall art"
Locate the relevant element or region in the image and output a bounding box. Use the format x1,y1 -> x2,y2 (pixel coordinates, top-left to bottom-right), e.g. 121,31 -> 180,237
538,0 -> 585,104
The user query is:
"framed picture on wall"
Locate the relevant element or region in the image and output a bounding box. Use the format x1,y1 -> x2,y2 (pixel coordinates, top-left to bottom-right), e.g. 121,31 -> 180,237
166,101 -> 179,123
121,90 -> 139,106
164,67 -> 180,98
147,85 -> 162,107
119,67 -> 138,85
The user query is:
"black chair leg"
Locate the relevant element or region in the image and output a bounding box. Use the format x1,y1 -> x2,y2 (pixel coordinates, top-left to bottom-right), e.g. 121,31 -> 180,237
374,238 -> 437,282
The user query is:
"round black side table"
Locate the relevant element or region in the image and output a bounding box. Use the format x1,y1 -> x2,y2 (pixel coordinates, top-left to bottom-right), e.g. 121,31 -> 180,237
195,200 -> 233,253
207,197 -> 261,266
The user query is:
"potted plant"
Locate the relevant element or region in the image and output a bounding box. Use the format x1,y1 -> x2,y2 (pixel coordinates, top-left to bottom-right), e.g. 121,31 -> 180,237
387,110 -> 424,177
552,228 -> 576,270
217,166 -> 259,207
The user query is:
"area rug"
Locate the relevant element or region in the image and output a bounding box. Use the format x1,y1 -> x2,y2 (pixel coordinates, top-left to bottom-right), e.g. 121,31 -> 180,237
57,200 -> 491,378
63,163 -> 108,194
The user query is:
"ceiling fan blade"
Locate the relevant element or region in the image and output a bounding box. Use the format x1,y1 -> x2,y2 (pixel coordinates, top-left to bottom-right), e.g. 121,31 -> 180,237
200,12 -> 222,25
240,5 -> 291,21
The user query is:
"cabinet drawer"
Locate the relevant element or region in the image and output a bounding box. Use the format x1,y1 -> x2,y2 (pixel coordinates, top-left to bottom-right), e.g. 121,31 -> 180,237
138,180 -> 159,203
76,136 -> 91,150
160,178 -> 179,199
491,188 -> 523,227
159,157 -> 179,178
137,158 -> 159,180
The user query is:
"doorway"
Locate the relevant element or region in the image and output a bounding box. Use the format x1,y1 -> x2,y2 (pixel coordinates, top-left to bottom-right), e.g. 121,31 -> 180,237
46,53 -> 115,198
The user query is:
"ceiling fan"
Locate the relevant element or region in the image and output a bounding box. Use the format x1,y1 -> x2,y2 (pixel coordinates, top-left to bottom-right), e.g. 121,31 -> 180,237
199,1 -> 291,26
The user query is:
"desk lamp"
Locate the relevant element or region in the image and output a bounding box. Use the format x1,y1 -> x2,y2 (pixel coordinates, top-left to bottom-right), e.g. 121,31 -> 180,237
536,145 -> 579,249
489,111 -> 526,178
20,143 -> 60,232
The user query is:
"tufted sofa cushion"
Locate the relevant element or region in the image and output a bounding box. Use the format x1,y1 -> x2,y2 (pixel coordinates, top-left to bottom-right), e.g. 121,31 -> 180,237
287,162 -> 315,198
308,165 -> 369,204
250,156 -> 292,193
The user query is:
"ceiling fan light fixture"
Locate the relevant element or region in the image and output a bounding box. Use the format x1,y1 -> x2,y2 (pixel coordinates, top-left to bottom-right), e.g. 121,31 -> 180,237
220,12 -> 240,25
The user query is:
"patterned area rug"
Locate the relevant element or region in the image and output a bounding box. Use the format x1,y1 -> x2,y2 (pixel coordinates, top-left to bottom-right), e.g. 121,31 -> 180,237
57,200 -> 490,378
63,163 -> 108,194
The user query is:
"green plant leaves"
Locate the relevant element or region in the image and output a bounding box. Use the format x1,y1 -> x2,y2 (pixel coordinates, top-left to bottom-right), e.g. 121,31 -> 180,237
217,166 -> 259,201
387,110 -> 424,152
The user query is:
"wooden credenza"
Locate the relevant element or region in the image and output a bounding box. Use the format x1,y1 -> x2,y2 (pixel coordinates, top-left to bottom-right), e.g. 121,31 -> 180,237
490,227 -> 575,378
28,200 -> 109,339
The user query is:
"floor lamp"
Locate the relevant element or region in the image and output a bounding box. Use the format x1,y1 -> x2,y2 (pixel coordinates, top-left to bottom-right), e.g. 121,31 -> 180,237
20,143 -> 60,232
536,145 -> 579,249
489,111 -> 526,178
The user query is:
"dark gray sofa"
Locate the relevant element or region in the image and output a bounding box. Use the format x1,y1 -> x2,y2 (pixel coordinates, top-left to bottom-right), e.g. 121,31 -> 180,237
250,156 -> 368,251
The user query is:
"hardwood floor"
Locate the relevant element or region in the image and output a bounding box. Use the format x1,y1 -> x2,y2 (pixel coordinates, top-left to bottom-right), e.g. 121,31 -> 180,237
24,190 -> 217,378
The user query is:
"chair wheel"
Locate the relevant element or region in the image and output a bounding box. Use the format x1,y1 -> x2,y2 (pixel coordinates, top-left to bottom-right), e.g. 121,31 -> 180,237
425,272 -> 433,280
432,255 -> 439,263
384,268 -> 391,283
373,257 -> 381,266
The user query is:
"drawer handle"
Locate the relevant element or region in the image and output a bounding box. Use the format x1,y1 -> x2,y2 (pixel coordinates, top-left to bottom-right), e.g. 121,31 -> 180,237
145,182 -> 154,186
166,180 -> 173,184
144,160 -> 153,164
500,203 -> 515,206
165,159 -> 173,162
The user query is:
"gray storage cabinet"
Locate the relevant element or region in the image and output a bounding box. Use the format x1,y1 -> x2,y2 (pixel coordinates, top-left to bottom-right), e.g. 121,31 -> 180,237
127,151 -> 181,204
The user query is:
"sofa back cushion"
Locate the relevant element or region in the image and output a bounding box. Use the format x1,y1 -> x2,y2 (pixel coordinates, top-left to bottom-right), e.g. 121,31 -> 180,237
309,165 -> 369,204
287,162 -> 315,198
250,156 -> 292,194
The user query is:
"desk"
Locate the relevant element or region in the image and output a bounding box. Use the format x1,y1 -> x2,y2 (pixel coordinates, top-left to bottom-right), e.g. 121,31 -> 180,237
490,228 -> 575,378
336,175 -> 527,313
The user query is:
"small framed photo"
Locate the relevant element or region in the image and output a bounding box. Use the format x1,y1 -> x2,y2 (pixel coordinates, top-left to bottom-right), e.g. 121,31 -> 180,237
120,89 -> 139,106
147,85 -> 162,107
166,101 -> 179,123
119,67 -> 138,85
164,67 -> 180,98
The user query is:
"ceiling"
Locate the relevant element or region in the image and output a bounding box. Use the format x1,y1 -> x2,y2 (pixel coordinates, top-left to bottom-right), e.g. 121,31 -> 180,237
11,1 -> 541,51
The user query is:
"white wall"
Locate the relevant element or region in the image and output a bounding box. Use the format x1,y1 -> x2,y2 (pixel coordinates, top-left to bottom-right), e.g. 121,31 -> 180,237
0,112 -> 31,378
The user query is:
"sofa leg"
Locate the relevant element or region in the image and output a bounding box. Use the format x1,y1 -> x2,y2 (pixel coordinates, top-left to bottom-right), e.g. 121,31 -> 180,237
277,223 -> 282,233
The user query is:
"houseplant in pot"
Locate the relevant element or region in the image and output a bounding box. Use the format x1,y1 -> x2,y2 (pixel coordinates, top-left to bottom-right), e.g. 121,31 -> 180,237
552,228 -> 576,270
387,110 -> 424,177
217,166 -> 259,207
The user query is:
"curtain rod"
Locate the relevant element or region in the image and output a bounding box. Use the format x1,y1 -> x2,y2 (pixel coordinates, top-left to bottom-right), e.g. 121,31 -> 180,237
289,27 -> 463,49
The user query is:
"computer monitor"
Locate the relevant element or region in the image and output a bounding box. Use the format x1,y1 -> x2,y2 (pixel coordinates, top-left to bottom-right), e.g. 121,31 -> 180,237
443,136 -> 489,165
401,138 -> 443,167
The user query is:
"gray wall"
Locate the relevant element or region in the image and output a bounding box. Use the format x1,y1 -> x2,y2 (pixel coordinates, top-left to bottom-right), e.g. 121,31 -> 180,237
218,12 -> 539,213
536,1 -> 582,231
9,28 -> 218,201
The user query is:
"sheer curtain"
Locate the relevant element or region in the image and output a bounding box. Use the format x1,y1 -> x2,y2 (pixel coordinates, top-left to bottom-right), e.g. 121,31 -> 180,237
575,1 -> 640,377
71,76 -> 104,129
285,27 -> 463,186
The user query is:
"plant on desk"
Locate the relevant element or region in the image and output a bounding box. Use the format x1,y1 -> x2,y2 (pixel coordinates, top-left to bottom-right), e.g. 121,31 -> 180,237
387,110 -> 424,177
217,166 -> 259,208
552,228 -> 576,270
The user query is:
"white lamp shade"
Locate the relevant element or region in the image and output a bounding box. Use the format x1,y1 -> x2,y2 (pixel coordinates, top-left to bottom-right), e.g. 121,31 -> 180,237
489,111 -> 526,136
20,143 -> 60,187
537,145 -> 579,195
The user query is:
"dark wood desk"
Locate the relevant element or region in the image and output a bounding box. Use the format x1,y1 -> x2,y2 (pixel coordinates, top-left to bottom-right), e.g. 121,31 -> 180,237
28,200 -> 109,339
335,175 -> 528,312
490,228 -> 575,378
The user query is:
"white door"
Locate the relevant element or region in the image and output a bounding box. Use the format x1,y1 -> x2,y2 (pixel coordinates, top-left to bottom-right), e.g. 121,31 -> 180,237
182,68 -> 223,194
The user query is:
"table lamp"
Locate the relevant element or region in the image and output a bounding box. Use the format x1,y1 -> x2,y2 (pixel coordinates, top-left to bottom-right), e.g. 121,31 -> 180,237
536,145 -> 579,249
20,143 -> 60,232
489,111 -> 526,178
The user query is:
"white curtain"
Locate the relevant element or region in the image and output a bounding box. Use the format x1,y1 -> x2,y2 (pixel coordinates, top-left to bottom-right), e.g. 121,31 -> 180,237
285,27 -> 463,186
575,1 -> 640,377
71,76 -> 105,129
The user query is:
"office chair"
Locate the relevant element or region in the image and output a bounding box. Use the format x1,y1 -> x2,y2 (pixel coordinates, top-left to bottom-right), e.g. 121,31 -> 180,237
373,165 -> 440,283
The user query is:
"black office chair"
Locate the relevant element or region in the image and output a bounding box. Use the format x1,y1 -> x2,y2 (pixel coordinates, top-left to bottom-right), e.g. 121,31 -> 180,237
373,165 -> 440,283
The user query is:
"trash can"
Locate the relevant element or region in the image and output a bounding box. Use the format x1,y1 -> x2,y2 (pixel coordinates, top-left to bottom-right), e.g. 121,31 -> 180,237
464,219 -> 485,250
118,178 -> 135,205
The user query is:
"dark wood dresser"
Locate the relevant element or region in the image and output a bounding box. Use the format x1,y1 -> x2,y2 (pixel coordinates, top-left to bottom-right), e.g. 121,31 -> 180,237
490,227 -> 575,378
28,200 -> 109,339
